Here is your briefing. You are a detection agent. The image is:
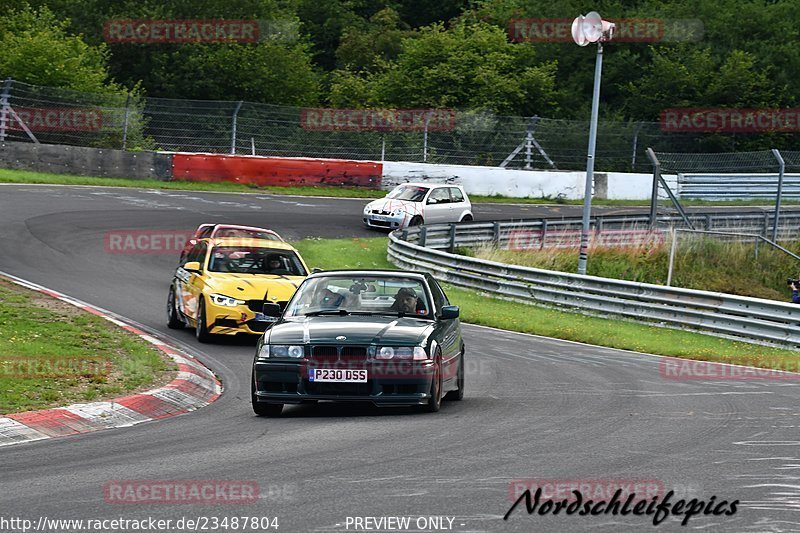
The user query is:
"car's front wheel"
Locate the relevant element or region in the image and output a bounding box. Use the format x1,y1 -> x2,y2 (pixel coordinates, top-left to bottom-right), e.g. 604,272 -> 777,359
444,349 -> 465,401
251,375 -> 283,417
195,297 -> 213,343
409,216 -> 424,227
167,285 -> 183,329
422,350 -> 442,413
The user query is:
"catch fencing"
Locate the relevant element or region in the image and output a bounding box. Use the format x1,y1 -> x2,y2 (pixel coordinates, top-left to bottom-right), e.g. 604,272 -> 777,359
3,78 -> 794,172
387,212 -> 800,348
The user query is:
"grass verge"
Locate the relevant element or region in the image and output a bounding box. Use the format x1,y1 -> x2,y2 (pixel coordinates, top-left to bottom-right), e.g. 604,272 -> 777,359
292,237 -> 800,367
2,168 -> 796,207
0,279 -> 175,414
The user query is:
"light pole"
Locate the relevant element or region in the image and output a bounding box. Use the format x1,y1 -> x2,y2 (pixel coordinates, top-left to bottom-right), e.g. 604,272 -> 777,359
572,12 -> 615,275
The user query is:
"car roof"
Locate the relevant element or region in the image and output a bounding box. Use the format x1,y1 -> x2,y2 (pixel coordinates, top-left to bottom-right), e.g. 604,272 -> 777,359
204,238 -> 298,251
306,269 -> 428,281
393,182 -> 463,190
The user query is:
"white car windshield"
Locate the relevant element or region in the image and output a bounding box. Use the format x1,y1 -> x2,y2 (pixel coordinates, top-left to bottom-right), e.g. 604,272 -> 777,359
386,185 -> 429,202
285,276 -> 431,318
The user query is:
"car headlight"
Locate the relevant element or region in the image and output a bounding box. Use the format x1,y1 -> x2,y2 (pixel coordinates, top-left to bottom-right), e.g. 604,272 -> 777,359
262,345 -> 305,359
371,346 -> 427,360
210,293 -> 246,306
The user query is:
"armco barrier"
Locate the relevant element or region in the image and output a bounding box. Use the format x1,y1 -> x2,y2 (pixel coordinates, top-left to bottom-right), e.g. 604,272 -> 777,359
387,214 -> 800,348
171,153 -> 382,188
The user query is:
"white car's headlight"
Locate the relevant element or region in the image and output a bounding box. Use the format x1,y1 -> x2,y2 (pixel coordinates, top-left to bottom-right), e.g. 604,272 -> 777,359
265,345 -> 305,359
371,346 -> 427,360
210,293 -> 246,306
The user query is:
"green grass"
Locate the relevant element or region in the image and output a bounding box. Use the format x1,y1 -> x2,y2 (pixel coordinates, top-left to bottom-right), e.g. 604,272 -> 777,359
292,236 -> 800,366
474,235 -> 800,301
0,280 -> 174,414
2,167 -> 796,206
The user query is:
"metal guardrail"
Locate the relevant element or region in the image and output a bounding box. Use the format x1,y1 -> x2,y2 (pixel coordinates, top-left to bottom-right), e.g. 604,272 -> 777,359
679,173 -> 800,200
387,213 -> 800,348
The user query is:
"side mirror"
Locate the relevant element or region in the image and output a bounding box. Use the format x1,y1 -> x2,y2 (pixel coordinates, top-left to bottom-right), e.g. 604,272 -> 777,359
440,305 -> 459,320
311,268 -> 324,274
262,302 -> 282,317
182,261 -> 201,273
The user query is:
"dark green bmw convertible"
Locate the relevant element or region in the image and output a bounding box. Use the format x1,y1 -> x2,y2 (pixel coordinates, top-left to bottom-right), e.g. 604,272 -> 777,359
251,270 -> 465,417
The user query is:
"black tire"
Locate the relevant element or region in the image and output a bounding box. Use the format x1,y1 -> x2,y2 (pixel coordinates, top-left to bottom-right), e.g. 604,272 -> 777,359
195,297 -> 213,343
166,285 -> 184,329
422,351 -> 442,413
251,375 -> 283,417
444,350 -> 465,401
460,214 -> 473,222
409,216 -> 423,227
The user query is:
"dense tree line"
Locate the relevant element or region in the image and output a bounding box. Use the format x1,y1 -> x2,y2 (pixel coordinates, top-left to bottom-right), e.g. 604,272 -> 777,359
0,0 -> 797,126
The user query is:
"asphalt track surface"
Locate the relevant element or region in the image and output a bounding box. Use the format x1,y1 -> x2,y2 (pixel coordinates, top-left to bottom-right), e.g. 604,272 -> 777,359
1,184 -> 800,533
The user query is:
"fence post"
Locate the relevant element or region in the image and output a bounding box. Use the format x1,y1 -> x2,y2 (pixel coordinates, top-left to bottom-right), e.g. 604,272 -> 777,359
422,110 -> 433,162
772,148 -> 786,242
646,148 -> 660,228
230,101 -> 243,155
121,93 -> 131,150
667,227 -> 677,286
631,122 -> 643,169
0,78 -> 12,143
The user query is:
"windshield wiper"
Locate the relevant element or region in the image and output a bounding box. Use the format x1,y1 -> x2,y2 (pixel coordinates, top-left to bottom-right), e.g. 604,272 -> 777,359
303,309 -> 352,317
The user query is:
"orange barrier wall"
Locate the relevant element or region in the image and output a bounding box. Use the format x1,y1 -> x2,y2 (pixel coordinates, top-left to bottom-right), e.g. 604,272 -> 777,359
172,154 -> 382,188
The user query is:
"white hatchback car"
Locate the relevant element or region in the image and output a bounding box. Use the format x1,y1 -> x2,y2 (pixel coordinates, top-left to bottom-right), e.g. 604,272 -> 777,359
363,183 -> 473,230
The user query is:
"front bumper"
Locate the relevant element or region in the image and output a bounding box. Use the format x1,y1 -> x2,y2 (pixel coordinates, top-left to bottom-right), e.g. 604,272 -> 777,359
253,360 -> 435,406
363,212 -> 409,230
205,300 -> 278,335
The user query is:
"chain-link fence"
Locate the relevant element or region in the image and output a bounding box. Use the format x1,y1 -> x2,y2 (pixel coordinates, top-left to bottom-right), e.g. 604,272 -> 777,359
1,77 -> 797,171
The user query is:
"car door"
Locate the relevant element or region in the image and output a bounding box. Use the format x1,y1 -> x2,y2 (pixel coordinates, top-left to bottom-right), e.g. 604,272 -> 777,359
448,187 -> 469,221
427,275 -> 462,388
176,240 -> 208,319
424,187 -> 452,223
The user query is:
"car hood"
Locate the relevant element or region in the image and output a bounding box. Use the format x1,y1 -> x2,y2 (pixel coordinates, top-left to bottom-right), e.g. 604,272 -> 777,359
365,198 -> 423,215
204,273 -> 304,301
267,315 -> 433,346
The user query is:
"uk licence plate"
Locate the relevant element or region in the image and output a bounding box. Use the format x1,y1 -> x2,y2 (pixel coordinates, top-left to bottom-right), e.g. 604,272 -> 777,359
308,368 -> 367,382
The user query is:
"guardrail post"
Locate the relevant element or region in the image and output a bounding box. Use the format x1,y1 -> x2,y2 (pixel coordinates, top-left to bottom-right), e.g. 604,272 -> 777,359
705,215 -> 713,230
493,221 -> 501,245
755,236 -> 760,259
540,219 -> 548,249
595,216 -> 604,234
763,212 -> 770,237
447,224 -> 456,253
419,226 -> 428,247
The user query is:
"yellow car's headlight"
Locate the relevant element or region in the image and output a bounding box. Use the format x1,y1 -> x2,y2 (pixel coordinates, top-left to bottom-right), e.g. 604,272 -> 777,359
210,293 -> 246,307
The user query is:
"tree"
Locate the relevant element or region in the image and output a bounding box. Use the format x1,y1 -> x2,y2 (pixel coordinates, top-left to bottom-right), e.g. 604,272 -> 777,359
0,4 -> 119,93
339,21 -> 559,116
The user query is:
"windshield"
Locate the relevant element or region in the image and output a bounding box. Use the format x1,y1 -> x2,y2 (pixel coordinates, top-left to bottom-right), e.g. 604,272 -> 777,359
208,246 -> 306,276
212,227 -> 282,241
386,185 -> 429,202
285,276 -> 431,318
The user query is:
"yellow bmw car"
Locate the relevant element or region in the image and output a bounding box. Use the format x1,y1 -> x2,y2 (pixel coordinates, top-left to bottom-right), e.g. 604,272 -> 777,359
167,237 -> 309,342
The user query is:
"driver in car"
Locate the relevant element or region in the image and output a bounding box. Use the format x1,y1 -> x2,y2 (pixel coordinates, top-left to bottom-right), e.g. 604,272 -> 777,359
390,287 -> 420,314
